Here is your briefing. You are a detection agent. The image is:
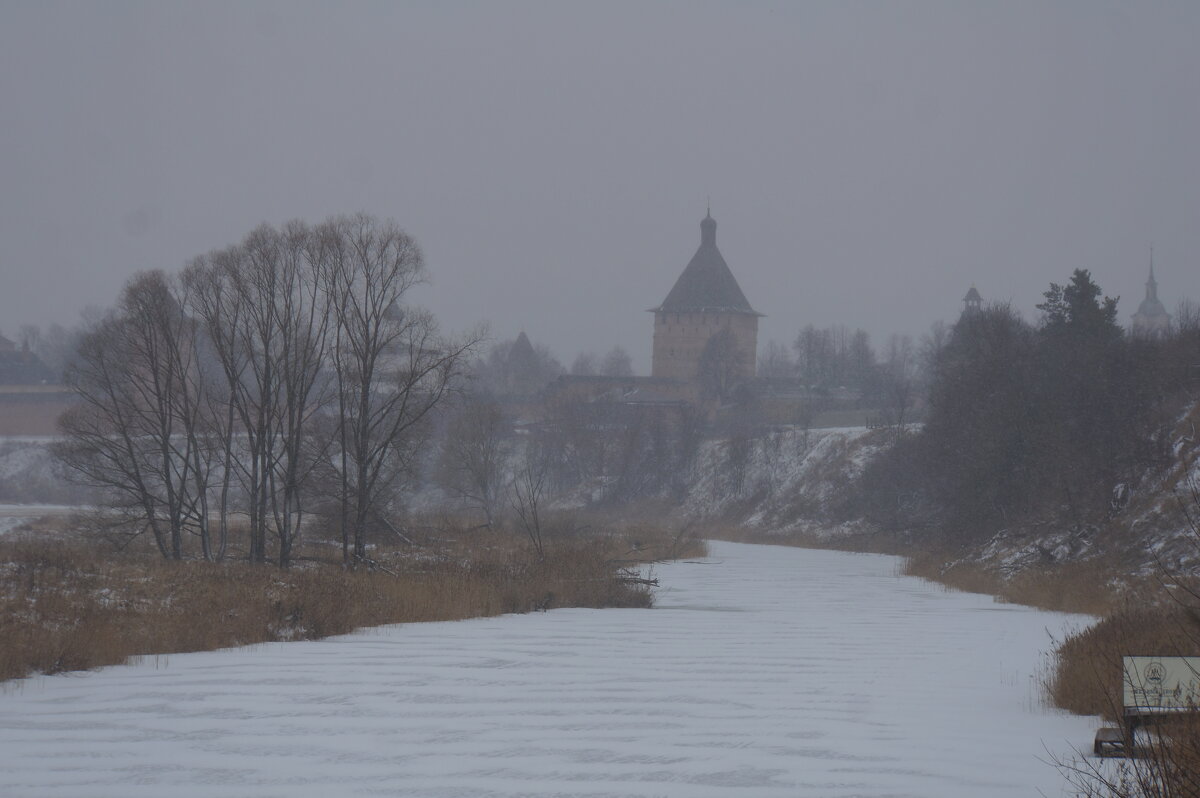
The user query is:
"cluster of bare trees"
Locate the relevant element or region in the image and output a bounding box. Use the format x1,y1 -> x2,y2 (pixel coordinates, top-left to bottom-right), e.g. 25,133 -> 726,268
436,388 -> 704,529
531,396 -> 703,501
436,396 -> 514,527
792,324 -> 878,394
570,346 -> 634,378
472,333 -> 563,398
56,214 -> 477,566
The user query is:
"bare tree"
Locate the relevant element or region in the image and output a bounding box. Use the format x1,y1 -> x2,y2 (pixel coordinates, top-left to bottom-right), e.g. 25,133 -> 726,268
510,449 -> 550,560
320,214 -> 479,565
223,222 -> 332,566
265,222 -> 333,566
878,333 -> 916,438
437,395 -> 513,526
1176,299 -> 1200,335
570,351 -> 597,376
182,222 -> 332,566
56,271 -> 218,559
757,339 -> 794,379
599,346 -> 634,377
182,251 -> 250,562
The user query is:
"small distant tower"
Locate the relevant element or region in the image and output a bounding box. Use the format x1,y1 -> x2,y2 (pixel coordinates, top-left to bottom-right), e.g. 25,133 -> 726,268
961,285 -> 983,319
1131,251 -> 1170,336
650,211 -> 762,380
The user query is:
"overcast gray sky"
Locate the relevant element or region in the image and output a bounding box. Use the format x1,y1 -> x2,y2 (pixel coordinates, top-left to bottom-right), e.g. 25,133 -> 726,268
2,1 -> 1197,370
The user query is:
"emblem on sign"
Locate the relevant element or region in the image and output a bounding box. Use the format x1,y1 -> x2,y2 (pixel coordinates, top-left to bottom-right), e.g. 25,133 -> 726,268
1144,662 -> 1166,686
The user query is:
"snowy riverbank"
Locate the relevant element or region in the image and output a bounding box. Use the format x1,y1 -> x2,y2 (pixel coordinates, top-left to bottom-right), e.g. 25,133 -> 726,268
0,541 -> 1098,797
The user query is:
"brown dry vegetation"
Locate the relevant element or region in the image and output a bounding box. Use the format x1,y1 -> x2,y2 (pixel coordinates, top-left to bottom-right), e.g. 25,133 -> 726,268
0,515 -> 707,683
901,553 -> 1139,617
1052,604 -> 1200,798
1048,603 -> 1200,720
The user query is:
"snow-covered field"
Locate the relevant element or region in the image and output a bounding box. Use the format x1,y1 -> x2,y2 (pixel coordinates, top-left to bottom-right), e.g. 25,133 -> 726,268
0,504 -> 79,536
0,541 -> 1097,797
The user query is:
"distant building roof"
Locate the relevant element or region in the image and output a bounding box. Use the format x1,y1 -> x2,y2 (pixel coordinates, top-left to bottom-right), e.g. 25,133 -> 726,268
652,213 -> 760,316
0,334 -> 16,353
510,331 -> 535,361
963,286 -> 982,303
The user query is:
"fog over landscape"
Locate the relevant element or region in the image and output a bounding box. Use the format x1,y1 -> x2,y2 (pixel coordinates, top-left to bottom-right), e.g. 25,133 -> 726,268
3,1 -> 1198,369
8,6 -> 1200,796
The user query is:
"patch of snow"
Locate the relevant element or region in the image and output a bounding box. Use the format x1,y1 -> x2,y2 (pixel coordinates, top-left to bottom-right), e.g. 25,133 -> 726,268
0,504 -> 79,515
0,517 -> 26,536
0,505 -> 81,536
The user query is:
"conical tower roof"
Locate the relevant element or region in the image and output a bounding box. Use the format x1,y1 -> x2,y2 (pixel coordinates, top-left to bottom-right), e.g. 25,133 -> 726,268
652,212 -> 760,315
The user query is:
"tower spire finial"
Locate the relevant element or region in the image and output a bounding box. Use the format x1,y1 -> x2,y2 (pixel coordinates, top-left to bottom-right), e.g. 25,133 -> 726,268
1145,245 -> 1159,302
700,204 -> 716,246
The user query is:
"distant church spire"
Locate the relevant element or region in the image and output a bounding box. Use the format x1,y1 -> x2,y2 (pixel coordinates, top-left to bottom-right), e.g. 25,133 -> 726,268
1146,247 -> 1158,301
700,206 -> 716,247
1132,246 -> 1170,336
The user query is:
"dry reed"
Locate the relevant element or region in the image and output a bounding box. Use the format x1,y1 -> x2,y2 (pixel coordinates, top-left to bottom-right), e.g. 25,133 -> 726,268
0,517 -> 706,683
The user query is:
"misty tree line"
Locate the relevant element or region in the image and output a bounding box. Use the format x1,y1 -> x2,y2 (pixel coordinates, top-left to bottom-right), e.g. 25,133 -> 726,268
758,324 -> 926,425
434,319 -> 927,527
436,385 -> 705,528
469,335 -> 635,398
55,214 -> 477,567
861,269 -> 1200,542
433,333 -> 685,525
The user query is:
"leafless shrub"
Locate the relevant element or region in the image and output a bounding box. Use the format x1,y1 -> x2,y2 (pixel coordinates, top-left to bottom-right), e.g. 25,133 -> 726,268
510,452 -> 550,560
437,395 -> 513,527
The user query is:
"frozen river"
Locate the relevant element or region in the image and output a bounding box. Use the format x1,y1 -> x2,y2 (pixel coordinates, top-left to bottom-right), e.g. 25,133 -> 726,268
0,541 -> 1097,797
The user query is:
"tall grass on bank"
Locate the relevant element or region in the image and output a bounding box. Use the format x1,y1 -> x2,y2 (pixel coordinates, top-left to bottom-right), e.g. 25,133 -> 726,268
1050,601 -> 1200,798
901,554 -> 1133,617
1045,570 -> 1200,797
1049,604 -> 1200,720
0,519 -> 707,683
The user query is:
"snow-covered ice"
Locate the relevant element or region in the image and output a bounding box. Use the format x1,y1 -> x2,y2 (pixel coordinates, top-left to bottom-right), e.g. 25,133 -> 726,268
0,541 -> 1097,797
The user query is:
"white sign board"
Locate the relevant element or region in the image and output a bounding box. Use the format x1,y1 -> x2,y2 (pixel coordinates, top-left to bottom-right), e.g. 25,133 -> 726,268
1123,656 -> 1200,712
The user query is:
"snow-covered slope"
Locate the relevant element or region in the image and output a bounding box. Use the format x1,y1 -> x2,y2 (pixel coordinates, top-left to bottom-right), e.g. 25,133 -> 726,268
679,426 -> 889,540
0,541 -> 1096,798
675,404 -> 1200,578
